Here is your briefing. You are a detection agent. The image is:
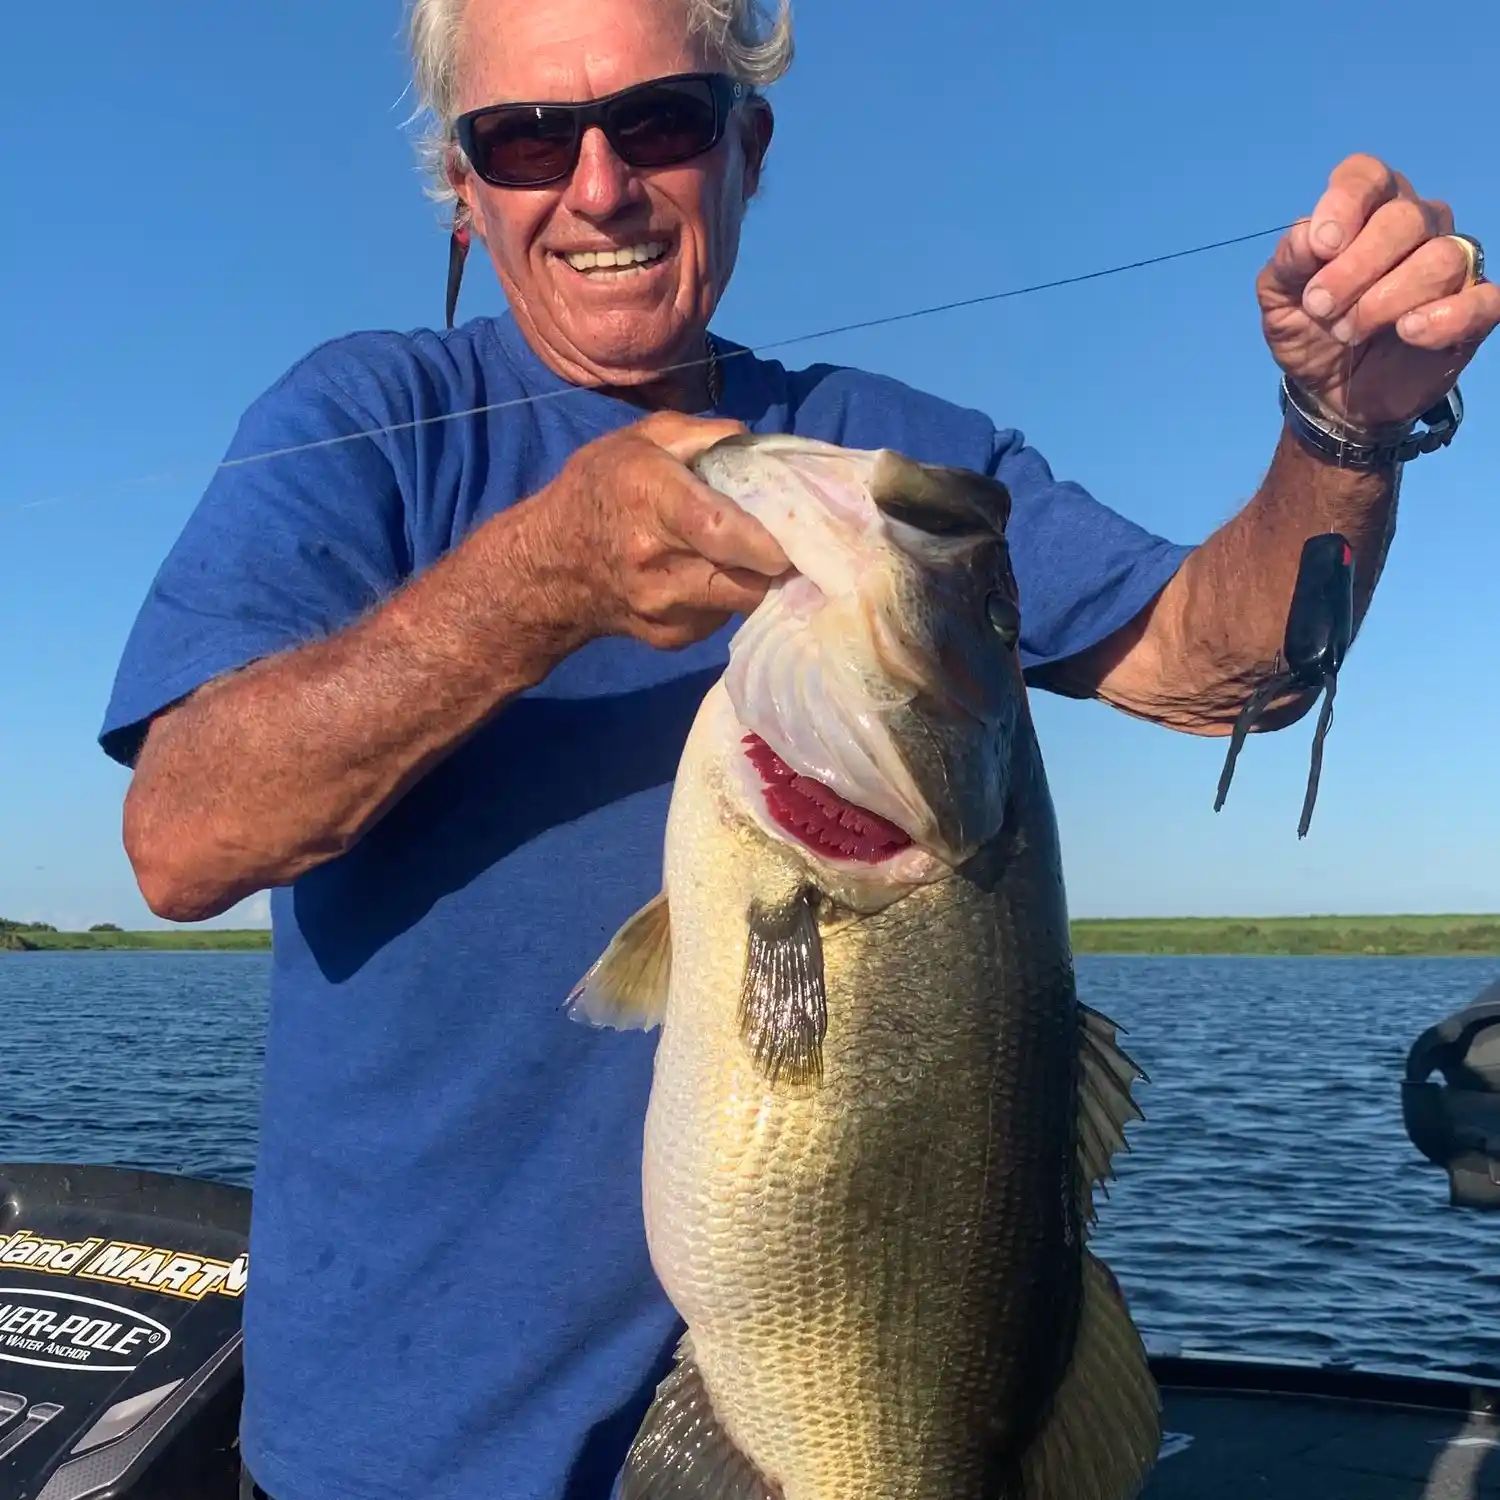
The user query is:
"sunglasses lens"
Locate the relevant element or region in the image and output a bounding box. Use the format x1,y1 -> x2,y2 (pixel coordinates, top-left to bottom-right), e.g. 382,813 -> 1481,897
606,78 -> 721,167
464,76 -> 730,187
470,107 -> 578,185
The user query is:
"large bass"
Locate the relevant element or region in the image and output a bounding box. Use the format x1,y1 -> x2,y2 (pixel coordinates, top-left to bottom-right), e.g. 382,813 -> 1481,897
571,434 -> 1160,1500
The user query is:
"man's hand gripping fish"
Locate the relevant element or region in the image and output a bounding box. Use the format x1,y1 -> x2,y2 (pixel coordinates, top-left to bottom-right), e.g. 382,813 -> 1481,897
569,433 -> 1162,1500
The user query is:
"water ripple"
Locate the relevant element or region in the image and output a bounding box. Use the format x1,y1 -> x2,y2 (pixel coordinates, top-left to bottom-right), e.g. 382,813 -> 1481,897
1082,953 -> 1500,1380
0,952 -> 268,1183
1,950 -> 1497,1379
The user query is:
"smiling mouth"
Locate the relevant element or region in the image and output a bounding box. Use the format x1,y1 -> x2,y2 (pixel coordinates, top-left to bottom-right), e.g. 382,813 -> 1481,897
557,240 -> 670,276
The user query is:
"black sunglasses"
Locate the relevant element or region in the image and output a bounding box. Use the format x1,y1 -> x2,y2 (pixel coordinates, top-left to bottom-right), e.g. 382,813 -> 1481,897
455,71 -> 747,189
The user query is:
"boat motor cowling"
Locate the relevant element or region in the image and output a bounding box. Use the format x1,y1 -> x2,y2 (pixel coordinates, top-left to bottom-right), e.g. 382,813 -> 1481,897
1402,983 -> 1500,1210
0,1163 -> 248,1499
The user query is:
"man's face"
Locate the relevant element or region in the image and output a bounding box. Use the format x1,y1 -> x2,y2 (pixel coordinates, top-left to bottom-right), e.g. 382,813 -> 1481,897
450,0 -> 772,392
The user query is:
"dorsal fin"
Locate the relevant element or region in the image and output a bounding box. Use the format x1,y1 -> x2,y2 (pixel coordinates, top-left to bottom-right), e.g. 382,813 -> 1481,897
1076,1004 -> 1147,1229
1016,1251 -> 1162,1500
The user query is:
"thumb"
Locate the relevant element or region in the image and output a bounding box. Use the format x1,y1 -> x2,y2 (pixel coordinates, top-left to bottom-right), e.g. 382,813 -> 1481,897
1259,220 -> 1324,306
637,411 -> 748,465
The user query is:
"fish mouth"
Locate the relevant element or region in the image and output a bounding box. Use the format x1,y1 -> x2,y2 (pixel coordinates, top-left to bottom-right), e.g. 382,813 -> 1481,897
697,434 -> 1018,871
741,734 -> 915,865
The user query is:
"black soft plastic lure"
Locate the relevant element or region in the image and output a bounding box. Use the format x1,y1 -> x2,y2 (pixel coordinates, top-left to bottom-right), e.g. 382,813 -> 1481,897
1213,532 -> 1354,837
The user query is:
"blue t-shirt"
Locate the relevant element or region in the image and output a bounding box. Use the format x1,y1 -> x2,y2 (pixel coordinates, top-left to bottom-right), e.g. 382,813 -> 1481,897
99,313 -> 1191,1500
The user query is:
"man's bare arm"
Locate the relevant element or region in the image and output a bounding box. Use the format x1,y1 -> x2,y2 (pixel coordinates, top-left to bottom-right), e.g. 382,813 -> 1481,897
1033,427 -> 1397,734
125,492 -> 586,921
123,416 -> 788,922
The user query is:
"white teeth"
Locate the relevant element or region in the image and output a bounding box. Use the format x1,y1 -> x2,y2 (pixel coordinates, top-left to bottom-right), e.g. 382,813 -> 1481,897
563,241 -> 667,273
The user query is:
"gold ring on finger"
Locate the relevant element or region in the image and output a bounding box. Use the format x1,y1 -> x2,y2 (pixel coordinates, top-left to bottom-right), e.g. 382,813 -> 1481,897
1444,233 -> 1486,289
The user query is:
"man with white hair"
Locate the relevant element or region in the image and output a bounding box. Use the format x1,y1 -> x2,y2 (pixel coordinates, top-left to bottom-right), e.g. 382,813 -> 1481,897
99,0 -> 1494,1494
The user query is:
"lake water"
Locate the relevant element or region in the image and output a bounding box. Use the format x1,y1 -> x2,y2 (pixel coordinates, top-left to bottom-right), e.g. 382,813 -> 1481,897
3,950 -> 1497,1382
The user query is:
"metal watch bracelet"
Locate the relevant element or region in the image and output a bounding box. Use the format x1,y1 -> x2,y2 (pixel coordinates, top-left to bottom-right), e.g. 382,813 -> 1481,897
1279,375 -> 1464,470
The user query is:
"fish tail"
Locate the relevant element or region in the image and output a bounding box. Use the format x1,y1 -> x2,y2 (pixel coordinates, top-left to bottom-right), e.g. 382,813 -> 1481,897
1014,1252 -> 1161,1500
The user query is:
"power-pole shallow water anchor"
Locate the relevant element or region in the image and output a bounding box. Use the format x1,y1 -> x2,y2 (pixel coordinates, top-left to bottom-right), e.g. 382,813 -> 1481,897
1212,532 -> 1355,838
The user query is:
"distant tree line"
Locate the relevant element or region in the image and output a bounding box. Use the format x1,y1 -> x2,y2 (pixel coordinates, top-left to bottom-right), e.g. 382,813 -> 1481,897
0,919 -> 122,932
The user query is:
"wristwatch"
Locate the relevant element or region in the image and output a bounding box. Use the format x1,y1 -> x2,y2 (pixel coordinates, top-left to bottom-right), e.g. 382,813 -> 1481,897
1280,374 -> 1464,470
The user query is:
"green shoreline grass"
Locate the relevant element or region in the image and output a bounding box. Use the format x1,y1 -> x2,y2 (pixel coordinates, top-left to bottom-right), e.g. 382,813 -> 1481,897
1,928 -> 273,952
1070,914 -> 1500,957
6,914 -> 1500,957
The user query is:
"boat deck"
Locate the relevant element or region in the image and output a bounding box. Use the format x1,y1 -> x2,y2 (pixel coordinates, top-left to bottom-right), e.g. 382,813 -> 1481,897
1145,1358 -> 1500,1500
36,1361 -> 1500,1499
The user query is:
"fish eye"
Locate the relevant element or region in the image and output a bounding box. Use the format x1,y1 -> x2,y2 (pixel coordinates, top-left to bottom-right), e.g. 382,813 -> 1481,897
986,591 -> 1020,648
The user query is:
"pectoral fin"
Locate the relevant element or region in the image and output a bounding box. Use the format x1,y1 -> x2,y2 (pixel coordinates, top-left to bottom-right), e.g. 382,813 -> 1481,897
1016,1252 -> 1161,1500
621,1335 -> 776,1500
1075,1004 -> 1147,1228
739,889 -> 828,1086
564,892 -> 672,1032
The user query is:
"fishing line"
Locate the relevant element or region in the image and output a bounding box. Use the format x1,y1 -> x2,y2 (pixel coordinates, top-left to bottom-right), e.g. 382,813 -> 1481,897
4,217 -> 1305,512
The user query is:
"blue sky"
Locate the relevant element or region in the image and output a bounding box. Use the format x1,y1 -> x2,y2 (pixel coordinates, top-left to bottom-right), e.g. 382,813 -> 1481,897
2,0 -> 1497,928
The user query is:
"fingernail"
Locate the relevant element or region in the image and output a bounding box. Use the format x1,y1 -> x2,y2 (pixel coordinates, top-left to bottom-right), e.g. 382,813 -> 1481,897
1315,220 -> 1345,252
1304,287 -> 1335,318
1399,311 -> 1428,338
1330,317 -> 1353,344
